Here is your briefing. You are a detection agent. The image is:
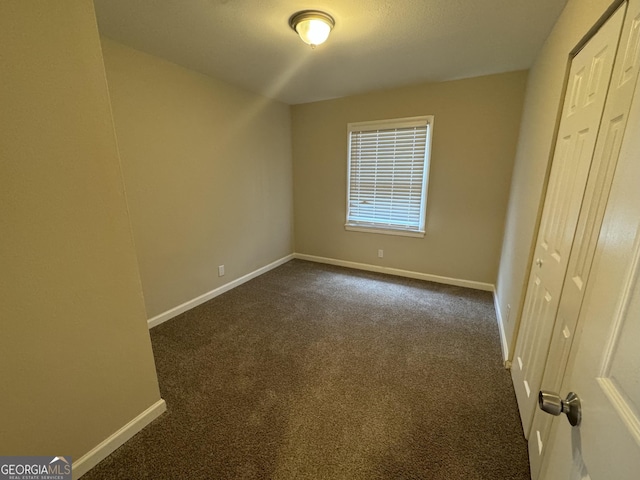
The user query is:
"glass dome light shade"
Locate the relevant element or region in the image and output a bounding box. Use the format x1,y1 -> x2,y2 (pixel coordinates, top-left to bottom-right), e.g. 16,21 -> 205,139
289,11 -> 335,47
296,18 -> 331,46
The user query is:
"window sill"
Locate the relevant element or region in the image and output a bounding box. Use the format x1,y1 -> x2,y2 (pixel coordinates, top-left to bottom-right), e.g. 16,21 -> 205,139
344,224 -> 425,238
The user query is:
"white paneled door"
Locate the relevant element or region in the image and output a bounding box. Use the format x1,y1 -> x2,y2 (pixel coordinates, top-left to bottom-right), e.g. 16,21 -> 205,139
529,0 -> 640,476
511,4 -> 625,437
538,49 -> 640,479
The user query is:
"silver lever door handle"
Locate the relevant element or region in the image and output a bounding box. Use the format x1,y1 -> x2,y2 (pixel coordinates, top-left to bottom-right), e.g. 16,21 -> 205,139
538,390 -> 581,426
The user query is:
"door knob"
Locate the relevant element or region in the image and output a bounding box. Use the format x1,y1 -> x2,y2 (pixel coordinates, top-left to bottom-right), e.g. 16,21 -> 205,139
538,390 -> 581,426
535,258 -> 544,267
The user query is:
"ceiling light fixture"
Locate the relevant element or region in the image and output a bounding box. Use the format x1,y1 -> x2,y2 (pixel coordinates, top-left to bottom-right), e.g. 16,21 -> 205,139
289,10 -> 335,48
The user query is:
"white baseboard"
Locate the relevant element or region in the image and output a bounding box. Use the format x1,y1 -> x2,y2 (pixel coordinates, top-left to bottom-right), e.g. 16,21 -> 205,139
493,291 -> 510,366
147,254 -> 295,328
73,399 -> 166,479
293,253 -> 494,292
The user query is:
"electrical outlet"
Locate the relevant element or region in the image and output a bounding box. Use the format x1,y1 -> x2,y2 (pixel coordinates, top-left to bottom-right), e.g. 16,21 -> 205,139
378,249 -> 384,258
218,265 -> 225,277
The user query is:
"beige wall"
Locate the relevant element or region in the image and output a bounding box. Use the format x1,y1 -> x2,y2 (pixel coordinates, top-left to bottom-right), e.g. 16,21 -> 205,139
0,0 -> 161,460
496,0 -> 619,358
292,72 -> 527,285
100,39 -> 294,318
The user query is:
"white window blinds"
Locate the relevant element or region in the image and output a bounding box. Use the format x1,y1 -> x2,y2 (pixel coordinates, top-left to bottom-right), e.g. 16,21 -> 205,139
346,116 -> 432,237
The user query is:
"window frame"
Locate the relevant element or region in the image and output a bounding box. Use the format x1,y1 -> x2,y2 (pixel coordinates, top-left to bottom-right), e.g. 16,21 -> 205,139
345,115 -> 434,238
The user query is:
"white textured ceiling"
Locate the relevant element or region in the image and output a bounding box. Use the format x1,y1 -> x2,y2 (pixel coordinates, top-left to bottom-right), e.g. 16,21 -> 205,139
93,0 -> 568,105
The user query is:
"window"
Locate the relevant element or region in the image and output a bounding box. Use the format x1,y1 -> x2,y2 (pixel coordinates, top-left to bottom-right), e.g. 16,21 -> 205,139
345,115 -> 433,237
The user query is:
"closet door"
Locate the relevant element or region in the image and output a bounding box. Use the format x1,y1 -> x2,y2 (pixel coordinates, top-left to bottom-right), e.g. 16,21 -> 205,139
530,0 -> 640,476
537,34 -> 640,478
511,4 -> 625,438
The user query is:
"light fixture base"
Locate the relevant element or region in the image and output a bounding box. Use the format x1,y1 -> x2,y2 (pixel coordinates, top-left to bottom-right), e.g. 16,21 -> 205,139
288,10 -> 335,31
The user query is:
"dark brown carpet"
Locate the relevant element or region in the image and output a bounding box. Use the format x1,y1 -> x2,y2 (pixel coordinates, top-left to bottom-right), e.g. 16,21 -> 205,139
82,259 -> 529,479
